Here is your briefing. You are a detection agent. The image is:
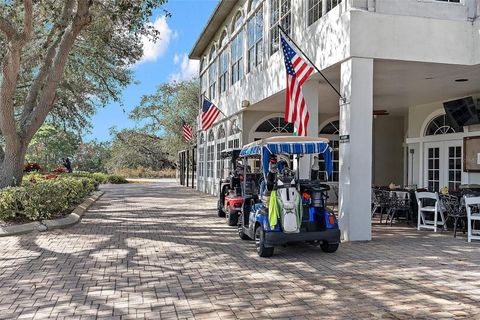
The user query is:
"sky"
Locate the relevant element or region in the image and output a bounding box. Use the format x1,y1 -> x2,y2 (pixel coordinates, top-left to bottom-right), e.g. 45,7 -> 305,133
84,0 -> 218,142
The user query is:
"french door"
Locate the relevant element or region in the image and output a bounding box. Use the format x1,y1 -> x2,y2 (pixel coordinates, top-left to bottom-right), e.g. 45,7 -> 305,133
424,141 -> 464,192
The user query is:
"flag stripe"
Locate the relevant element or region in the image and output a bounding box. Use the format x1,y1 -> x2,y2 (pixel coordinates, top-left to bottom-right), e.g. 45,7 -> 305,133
201,98 -> 221,131
280,33 -> 314,136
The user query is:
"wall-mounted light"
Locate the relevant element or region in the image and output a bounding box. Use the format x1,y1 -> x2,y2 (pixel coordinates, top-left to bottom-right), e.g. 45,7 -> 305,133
241,100 -> 250,108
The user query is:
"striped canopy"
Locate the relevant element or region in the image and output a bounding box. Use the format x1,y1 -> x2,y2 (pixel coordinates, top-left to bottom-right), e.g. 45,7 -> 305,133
239,137 -> 333,179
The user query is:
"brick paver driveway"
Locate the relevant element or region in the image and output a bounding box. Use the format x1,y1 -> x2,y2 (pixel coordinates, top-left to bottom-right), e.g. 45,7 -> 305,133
1,182 -> 480,319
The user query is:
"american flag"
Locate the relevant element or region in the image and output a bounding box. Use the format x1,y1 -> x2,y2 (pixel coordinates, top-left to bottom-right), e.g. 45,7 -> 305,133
201,98 -> 221,131
182,122 -> 193,143
280,32 -> 314,136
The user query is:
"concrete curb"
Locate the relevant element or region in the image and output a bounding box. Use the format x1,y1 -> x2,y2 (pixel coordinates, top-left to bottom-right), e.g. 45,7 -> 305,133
0,191 -> 104,237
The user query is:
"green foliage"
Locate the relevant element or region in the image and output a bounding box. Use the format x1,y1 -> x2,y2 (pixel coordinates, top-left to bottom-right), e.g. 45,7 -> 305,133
73,140 -> 111,173
0,176 -> 98,221
106,175 -> 128,184
70,172 -> 128,185
107,129 -> 173,171
129,79 -> 199,162
26,123 -> 81,170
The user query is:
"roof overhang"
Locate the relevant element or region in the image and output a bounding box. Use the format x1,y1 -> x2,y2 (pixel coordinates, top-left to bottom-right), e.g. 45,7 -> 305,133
189,0 -> 239,60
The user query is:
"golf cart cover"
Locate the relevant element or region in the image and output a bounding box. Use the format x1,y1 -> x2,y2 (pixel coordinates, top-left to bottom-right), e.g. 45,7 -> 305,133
239,137 -> 333,180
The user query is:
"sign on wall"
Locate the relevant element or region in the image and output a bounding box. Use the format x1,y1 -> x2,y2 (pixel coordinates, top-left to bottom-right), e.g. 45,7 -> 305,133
464,136 -> 480,172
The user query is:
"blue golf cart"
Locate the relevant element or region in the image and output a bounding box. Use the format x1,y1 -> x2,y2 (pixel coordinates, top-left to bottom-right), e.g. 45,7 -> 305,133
237,136 -> 340,257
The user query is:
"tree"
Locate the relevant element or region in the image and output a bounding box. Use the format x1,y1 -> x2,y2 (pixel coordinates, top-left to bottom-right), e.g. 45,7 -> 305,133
26,124 -> 81,170
73,140 -> 111,173
0,0 -> 167,187
107,128 -> 173,171
129,79 -> 199,162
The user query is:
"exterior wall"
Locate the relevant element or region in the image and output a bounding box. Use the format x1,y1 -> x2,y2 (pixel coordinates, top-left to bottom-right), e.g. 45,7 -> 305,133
373,116 -> 405,186
406,93 -> 480,188
193,0 -> 480,196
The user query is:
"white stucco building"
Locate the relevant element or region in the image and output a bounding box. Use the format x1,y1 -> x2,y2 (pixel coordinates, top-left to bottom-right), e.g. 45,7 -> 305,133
189,0 -> 480,241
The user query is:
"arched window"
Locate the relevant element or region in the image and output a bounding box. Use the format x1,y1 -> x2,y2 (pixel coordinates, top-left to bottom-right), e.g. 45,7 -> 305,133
218,31 -> 228,94
319,120 -> 340,182
232,11 -> 243,31
425,115 -> 463,136
248,0 -> 260,12
247,3 -> 263,73
319,120 -> 340,135
231,12 -> 244,85
208,46 -> 217,99
228,119 -> 241,149
216,126 -> 226,178
255,117 -> 294,133
220,31 -> 228,48
207,130 -> 215,178
198,133 -> 205,178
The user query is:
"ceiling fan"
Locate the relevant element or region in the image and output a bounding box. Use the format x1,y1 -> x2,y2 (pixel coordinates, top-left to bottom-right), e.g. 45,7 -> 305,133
373,110 -> 390,117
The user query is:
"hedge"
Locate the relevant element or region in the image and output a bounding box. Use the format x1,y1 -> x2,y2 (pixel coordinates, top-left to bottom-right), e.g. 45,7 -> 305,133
0,176 -> 97,221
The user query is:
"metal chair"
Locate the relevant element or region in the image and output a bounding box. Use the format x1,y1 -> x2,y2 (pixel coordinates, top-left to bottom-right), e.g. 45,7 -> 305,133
372,189 -> 390,223
464,196 -> 480,242
386,192 -> 411,226
440,194 -> 466,238
415,191 -> 446,232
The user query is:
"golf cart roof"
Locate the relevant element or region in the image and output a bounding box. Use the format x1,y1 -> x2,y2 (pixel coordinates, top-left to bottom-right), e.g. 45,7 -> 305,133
220,148 -> 241,159
239,136 -> 331,157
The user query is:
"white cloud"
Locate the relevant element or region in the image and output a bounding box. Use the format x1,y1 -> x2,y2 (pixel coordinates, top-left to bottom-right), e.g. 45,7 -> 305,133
169,53 -> 199,82
139,16 -> 173,64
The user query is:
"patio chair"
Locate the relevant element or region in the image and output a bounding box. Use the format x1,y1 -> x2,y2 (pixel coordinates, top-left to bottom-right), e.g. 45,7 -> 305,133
372,189 -> 389,223
440,194 -> 466,238
415,191 -> 446,232
386,192 -> 411,226
463,196 -> 480,242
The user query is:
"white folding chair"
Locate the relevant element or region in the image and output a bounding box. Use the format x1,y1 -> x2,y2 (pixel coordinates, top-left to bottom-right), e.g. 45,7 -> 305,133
464,196 -> 480,242
415,191 -> 446,232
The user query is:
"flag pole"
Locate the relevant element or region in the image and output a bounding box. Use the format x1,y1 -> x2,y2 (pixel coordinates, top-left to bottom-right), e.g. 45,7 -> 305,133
278,26 -> 345,103
202,93 -> 242,134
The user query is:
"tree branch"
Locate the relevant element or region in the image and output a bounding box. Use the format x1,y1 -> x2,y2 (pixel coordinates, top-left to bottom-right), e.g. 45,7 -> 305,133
0,16 -> 18,40
23,0 -> 92,141
21,0 -> 75,126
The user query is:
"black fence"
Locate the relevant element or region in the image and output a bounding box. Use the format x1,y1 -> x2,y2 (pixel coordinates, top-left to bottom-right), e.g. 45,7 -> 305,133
178,145 -> 196,188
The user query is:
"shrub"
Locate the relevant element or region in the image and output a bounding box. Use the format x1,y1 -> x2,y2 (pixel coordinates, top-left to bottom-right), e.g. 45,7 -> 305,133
24,162 -> 42,172
0,175 -> 98,221
106,175 -> 128,184
112,167 -> 175,178
0,187 -> 27,220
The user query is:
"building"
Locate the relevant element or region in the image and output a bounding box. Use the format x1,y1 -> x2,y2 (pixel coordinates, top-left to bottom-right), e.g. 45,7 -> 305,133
189,0 -> 480,242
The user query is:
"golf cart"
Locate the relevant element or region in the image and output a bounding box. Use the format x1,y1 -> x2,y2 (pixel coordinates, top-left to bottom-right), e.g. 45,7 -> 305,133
217,148 -> 245,226
237,136 -> 340,257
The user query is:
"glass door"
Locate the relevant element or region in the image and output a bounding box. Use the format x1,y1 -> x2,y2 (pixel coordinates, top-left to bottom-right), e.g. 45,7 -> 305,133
424,141 -> 464,192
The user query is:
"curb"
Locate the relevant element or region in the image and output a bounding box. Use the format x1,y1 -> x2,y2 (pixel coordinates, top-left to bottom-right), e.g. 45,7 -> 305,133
0,191 -> 104,237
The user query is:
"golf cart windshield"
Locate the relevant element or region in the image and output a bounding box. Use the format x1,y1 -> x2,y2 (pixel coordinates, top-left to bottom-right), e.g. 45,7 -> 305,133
239,136 -> 333,180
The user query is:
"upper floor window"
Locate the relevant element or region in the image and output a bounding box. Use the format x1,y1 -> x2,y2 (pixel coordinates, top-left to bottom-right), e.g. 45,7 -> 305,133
219,31 -> 228,48
425,115 -> 463,136
270,0 -> 291,55
307,0 -> 322,26
233,11 -> 243,31
248,0 -> 260,12
326,0 -> 341,12
219,50 -> 229,94
231,31 -> 244,85
247,6 -> 263,72
208,46 -> 217,100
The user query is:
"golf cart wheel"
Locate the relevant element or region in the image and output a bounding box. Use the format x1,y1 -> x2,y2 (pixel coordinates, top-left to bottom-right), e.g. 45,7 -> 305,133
238,215 -> 250,240
320,242 -> 339,253
217,201 -> 226,217
255,226 -> 274,257
226,209 -> 238,226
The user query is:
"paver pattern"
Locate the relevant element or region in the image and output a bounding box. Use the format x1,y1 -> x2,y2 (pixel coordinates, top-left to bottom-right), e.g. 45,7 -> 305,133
0,181 -> 479,319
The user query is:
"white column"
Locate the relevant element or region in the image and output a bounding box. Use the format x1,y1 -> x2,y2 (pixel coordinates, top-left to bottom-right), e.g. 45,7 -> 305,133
299,81 -> 319,179
338,57 -> 373,242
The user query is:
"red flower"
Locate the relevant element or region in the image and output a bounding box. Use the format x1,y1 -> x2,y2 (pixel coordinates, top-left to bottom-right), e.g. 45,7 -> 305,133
44,174 -> 59,180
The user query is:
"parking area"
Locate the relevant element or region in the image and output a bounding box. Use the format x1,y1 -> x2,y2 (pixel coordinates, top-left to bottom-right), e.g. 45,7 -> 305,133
0,181 -> 479,319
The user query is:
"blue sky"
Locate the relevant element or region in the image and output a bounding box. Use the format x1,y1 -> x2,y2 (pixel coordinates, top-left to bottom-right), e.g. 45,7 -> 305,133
85,0 -> 218,142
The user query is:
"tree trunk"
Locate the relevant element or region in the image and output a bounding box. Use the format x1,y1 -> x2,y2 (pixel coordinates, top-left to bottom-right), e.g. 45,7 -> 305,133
0,139 -> 28,188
